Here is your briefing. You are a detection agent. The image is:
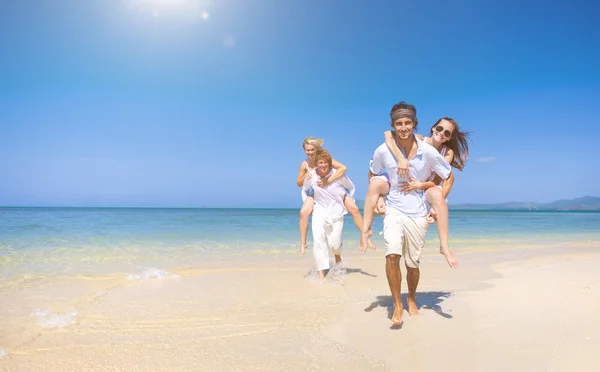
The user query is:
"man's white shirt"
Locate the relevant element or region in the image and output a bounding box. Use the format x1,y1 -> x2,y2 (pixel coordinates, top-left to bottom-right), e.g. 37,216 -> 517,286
303,169 -> 355,219
369,138 -> 451,218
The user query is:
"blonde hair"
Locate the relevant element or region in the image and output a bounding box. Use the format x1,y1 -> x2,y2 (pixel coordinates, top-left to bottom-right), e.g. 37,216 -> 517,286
302,136 -> 324,149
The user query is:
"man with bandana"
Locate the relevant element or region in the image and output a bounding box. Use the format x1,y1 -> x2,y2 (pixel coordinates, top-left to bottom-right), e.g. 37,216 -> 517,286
361,101 -> 457,326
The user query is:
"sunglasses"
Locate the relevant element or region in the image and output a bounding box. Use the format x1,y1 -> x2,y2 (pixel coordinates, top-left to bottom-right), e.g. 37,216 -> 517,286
435,125 -> 452,138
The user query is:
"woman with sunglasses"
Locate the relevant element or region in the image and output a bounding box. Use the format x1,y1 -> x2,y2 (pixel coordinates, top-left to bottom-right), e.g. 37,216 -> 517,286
364,117 -> 470,267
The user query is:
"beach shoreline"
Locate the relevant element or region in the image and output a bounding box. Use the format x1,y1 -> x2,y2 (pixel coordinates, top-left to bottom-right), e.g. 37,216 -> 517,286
1,240 -> 599,371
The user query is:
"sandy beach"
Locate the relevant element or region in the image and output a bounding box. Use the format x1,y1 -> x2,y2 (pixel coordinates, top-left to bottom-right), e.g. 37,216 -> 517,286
1,240 -> 599,372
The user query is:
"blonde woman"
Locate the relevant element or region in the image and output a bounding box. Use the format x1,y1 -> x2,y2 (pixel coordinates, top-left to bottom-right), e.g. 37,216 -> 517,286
297,137 -> 374,256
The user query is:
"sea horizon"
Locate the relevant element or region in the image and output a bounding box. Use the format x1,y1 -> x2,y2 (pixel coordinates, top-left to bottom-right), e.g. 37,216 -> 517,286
2,205 -> 600,213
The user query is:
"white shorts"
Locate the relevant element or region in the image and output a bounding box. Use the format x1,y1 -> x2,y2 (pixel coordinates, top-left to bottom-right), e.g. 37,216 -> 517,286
311,215 -> 344,271
434,184 -> 448,203
383,209 -> 429,268
370,174 -> 390,184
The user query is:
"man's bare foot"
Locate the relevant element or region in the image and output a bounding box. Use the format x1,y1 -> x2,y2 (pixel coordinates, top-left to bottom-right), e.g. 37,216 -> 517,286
299,243 -> 307,257
440,246 -> 459,269
407,296 -> 420,316
334,254 -> 342,264
359,230 -> 373,253
391,306 -> 404,325
318,270 -> 325,280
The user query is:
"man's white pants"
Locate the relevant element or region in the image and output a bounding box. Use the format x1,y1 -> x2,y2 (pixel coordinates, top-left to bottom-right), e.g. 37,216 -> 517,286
311,215 -> 344,271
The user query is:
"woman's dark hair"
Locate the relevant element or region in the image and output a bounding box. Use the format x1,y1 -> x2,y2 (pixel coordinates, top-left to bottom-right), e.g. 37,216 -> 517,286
432,117 -> 471,171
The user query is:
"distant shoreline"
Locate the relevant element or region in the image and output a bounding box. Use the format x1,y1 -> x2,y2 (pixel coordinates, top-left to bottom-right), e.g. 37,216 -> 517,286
2,195 -> 599,211
1,206 -> 600,212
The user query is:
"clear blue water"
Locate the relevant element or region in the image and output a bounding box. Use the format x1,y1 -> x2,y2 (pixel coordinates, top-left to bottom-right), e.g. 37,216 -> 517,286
1,207 -> 599,278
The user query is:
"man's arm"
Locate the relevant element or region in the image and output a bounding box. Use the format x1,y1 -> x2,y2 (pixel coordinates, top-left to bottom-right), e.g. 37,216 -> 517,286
430,149 -> 452,180
400,148 -> 451,194
340,175 -> 356,198
441,171 -> 454,199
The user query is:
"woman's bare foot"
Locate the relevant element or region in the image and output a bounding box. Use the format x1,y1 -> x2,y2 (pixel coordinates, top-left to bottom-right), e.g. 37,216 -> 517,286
359,230 -> 371,253
334,254 -> 342,264
407,296 -> 420,316
299,243 -> 307,257
440,246 -> 459,269
318,270 -> 325,280
359,230 -> 376,253
391,306 -> 404,326
367,238 -> 376,251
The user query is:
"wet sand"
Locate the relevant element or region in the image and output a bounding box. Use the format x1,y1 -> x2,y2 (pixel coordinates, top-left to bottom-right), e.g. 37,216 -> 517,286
1,241 -> 599,371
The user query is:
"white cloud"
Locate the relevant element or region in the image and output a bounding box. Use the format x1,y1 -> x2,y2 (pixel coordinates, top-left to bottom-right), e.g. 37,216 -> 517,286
477,157 -> 496,163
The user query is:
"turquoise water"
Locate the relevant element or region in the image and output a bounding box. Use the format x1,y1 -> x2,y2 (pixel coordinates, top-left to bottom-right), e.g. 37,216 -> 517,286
1,207 -> 599,278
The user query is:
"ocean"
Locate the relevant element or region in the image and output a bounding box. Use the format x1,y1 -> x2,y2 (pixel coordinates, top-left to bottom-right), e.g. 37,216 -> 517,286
1,207 -> 599,282
1,207 -> 599,364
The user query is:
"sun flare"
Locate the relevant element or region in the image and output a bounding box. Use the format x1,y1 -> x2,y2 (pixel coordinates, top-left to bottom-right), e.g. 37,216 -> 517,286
130,0 -> 211,19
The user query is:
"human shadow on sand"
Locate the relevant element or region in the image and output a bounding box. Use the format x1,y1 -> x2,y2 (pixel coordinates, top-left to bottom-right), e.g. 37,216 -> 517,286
364,292 -> 454,328
345,268 -> 377,277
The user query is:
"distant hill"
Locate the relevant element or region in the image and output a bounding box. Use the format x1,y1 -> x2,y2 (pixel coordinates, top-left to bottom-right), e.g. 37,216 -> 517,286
355,196 -> 600,211
449,196 -> 600,211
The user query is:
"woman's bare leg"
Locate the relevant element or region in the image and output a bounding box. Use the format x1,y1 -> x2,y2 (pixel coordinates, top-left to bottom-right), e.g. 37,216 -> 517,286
344,196 -> 375,252
424,187 -> 458,268
359,178 -> 390,253
299,197 -> 314,256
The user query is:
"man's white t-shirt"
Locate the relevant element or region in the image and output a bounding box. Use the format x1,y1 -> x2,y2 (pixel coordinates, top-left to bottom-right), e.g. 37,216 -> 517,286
369,138 -> 451,218
303,168 -> 355,219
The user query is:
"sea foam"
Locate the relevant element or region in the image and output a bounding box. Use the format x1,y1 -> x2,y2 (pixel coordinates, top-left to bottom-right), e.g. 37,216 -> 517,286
32,309 -> 78,328
304,261 -> 347,284
126,268 -> 179,281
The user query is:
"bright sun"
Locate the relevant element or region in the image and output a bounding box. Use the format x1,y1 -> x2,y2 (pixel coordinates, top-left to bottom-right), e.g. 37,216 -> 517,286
131,0 -> 210,19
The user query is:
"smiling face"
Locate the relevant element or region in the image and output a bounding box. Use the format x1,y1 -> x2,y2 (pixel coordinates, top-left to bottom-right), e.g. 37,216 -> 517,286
392,117 -> 416,140
317,158 -> 330,174
431,118 -> 454,144
304,144 -> 317,159
314,148 -> 333,177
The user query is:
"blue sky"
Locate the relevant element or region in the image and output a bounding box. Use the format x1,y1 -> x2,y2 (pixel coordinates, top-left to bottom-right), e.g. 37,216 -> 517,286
1,0 -> 598,208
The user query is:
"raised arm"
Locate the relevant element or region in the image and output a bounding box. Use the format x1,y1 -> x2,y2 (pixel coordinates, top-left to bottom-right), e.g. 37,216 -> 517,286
384,130 -> 405,161
384,130 -> 410,179
296,161 -> 308,187
319,158 -> 347,186
441,171 -> 454,199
